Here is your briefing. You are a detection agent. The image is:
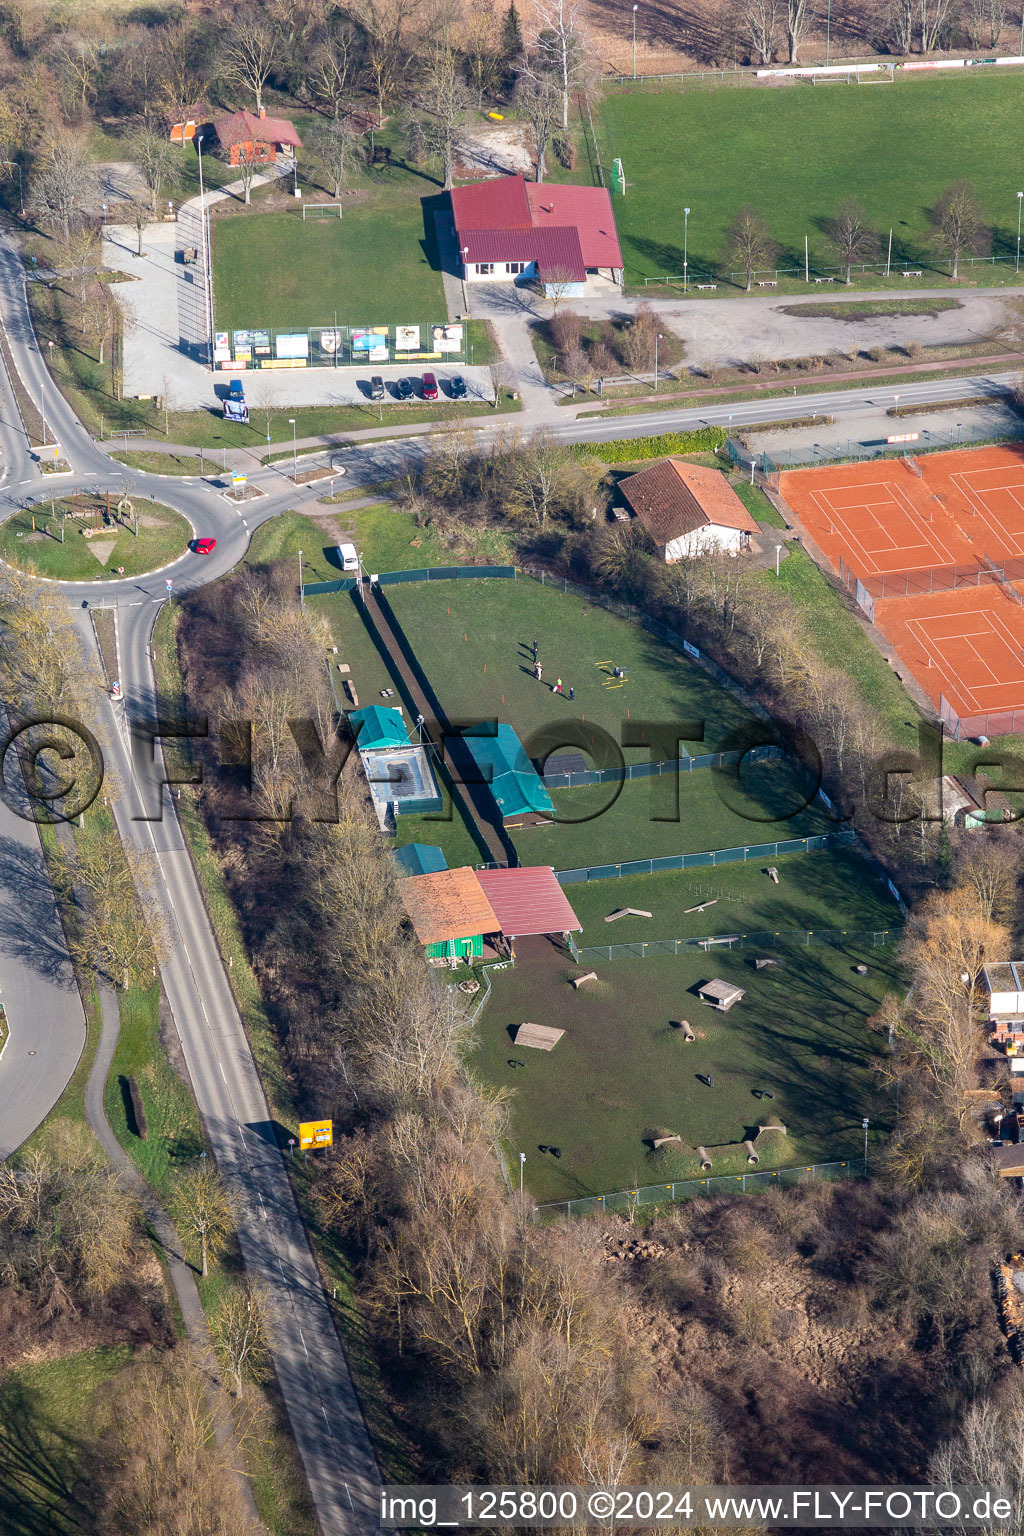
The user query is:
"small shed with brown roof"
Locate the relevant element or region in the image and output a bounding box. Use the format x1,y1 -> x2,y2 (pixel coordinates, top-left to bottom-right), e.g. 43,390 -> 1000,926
619,460 -> 760,562
213,107 -> 302,167
397,867 -> 499,962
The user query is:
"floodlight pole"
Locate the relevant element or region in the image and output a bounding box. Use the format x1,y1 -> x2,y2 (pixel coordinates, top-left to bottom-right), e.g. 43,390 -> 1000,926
519,1152 -> 526,1196
289,417 -> 296,476
1016,192 -> 1023,274
825,0 -> 832,64
683,206 -> 689,292
298,548 -> 303,607
654,331 -> 662,390
862,1117 -> 869,1169
632,4 -> 638,79
886,227 -> 892,278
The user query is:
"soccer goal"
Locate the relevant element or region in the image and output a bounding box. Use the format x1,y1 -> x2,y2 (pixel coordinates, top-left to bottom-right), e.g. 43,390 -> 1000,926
302,203 -> 343,220
859,65 -> 895,83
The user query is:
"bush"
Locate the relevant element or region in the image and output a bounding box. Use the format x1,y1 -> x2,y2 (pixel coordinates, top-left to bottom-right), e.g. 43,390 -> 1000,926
572,426 -> 727,463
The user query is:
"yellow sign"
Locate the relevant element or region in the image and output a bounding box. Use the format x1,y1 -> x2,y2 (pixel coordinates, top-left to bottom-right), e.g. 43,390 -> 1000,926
298,1118 -> 333,1150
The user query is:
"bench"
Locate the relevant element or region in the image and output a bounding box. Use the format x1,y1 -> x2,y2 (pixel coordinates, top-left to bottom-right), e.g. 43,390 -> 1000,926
695,282 -> 718,290
813,276 -> 835,283
756,280 -> 778,287
901,269 -> 923,277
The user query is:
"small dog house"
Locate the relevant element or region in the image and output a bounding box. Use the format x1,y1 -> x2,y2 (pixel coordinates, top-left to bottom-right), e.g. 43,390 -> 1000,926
698,978 -> 745,1012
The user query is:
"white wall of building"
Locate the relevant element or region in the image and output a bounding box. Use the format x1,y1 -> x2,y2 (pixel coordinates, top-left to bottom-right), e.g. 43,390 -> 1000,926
463,260 -> 535,283
663,524 -> 750,562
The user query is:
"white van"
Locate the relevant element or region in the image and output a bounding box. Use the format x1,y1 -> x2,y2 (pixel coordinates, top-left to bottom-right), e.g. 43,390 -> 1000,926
336,542 -> 359,572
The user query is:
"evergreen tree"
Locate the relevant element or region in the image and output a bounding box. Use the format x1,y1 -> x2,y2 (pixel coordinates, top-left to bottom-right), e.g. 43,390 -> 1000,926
501,1 -> 523,72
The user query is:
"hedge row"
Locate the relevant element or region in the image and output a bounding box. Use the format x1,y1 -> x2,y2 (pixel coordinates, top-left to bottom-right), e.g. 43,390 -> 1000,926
572,426 -> 727,464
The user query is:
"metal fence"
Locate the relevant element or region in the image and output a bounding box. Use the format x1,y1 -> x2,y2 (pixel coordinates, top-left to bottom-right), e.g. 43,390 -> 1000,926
839,552 -> 1024,601
535,1157 -> 868,1219
939,692 -> 1024,742
555,828 -> 857,884
568,925 -> 894,962
542,743 -> 784,790
302,564 -> 517,597
761,421 -> 1023,478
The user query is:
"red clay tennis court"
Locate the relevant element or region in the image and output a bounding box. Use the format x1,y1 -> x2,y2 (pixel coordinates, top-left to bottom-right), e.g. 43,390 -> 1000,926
780,445 -> 1024,737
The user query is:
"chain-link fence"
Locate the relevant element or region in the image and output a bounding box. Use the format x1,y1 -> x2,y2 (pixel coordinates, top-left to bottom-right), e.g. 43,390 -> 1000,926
535,1157 -> 868,1219
555,828 -> 857,884
568,925 -> 894,961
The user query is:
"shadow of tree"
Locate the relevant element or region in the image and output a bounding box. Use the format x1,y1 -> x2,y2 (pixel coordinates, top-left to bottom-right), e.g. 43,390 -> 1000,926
0,833 -> 77,987
0,1374 -> 100,1536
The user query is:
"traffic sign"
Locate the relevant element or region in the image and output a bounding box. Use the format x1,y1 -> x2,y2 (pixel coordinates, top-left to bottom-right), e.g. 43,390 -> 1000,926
232,471 -> 246,487
298,1118 -> 333,1150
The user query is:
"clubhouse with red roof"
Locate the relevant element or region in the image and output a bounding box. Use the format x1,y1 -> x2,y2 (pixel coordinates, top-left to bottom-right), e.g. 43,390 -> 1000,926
449,174 -> 624,295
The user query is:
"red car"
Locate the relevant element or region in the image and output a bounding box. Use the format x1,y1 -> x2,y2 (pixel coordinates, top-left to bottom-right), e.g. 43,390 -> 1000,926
421,372 -> 438,401
194,537 -> 217,555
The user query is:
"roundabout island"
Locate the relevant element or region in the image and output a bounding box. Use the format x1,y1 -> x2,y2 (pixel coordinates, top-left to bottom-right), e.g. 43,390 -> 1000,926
0,491 -> 194,581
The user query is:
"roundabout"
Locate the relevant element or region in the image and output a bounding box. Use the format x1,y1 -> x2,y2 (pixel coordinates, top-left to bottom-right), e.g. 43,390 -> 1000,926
1,491 -> 196,581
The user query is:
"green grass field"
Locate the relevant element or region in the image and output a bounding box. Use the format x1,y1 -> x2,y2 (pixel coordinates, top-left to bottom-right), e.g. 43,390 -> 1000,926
473,932 -> 897,1203
0,1345 -> 130,1533
383,574 -> 753,756
213,201 -> 445,331
103,984 -> 205,1200
597,75 -> 1024,283
566,846 -> 899,947
0,498 -> 192,580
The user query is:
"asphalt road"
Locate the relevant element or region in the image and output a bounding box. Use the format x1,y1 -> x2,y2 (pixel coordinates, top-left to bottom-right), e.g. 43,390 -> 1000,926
0,215 -> 1015,1532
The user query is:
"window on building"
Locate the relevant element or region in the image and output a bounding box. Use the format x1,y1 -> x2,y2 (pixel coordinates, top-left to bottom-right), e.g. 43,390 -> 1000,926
506,262 -> 525,275
474,262 -> 494,275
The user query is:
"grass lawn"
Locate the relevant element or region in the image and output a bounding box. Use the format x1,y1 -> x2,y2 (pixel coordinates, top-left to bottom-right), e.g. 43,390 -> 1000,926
732,477 -> 786,529
108,449 -> 203,475
472,933 -> 897,1203
213,203 -> 445,331
779,298 -> 963,322
103,983 -> 205,1201
383,574 -> 754,759
598,74 -> 1024,284
0,496 -> 191,580
0,1345 -> 131,1533
567,845 -> 901,947
514,758 -> 835,870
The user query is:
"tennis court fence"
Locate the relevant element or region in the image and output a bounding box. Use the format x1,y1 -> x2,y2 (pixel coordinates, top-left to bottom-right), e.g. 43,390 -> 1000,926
939,694 -> 1024,742
838,552 -> 1024,601
567,925 -> 894,962
535,1157 -> 868,1219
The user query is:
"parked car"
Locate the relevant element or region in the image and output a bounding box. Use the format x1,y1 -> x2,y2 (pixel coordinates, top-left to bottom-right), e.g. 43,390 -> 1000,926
227,378 -> 244,401
335,542 -> 359,571
369,376 -> 385,400
394,377 -> 414,400
421,372 -> 438,401
194,537 -> 217,555
448,374 -> 467,399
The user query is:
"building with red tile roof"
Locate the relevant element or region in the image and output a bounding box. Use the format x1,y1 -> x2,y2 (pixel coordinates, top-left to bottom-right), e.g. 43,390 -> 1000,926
619,460 -> 760,562
213,108 -> 302,167
450,173 -> 623,293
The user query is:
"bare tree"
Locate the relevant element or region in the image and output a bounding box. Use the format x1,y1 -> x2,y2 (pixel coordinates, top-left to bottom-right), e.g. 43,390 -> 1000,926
488,360 -> 515,407
307,21 -> 359,118
224,13 -> 278,115
963,0 -> 1007,45
735,0 -> 780,64
82,284 -> 116,365
727,205 -> 777,291
129,126 -> 183,215
211,1278 -> 272,1396
52,831 -> 171,990
515,72 -> 561,182
530,0 -> 592,129
918,0 -> 958,49
170,1160 -> 236,1279
543,266 -> 579,313
785,0 -> 813,60
933,180 -> 989,280
32,135 -> 95,241
415,43 -> 471,190
126,194 -> 151,257
308,119 -> 356,199
228,144 -> 260,206
825,198 -> 877,284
